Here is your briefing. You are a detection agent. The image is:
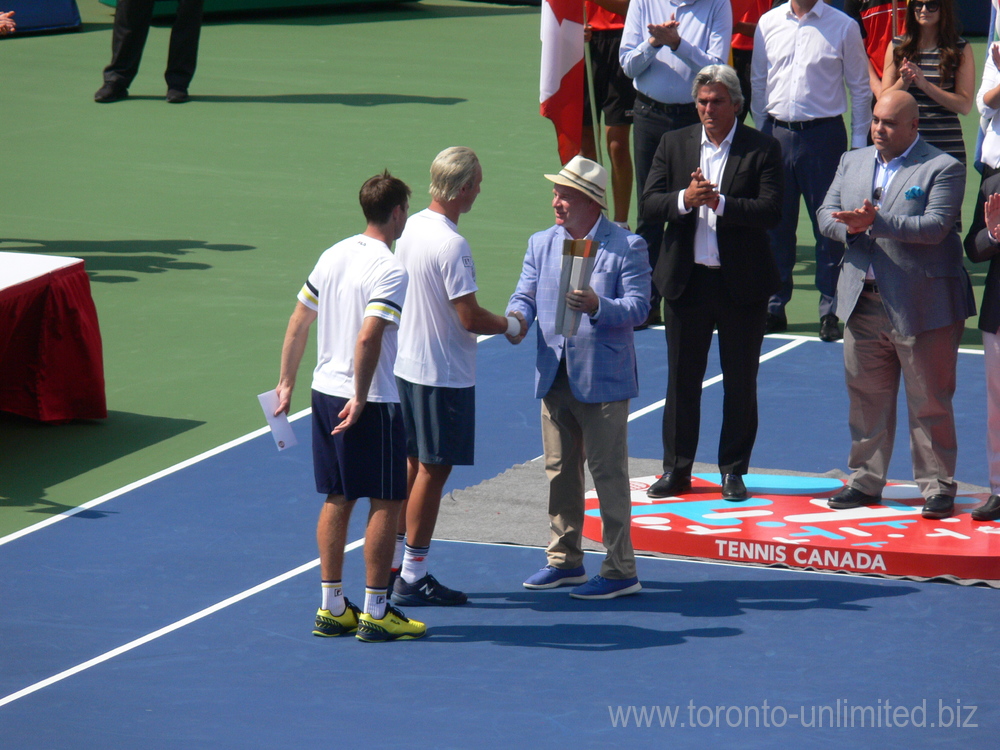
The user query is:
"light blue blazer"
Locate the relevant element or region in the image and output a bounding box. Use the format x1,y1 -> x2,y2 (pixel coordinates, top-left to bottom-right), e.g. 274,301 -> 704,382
508,216 -> 650,403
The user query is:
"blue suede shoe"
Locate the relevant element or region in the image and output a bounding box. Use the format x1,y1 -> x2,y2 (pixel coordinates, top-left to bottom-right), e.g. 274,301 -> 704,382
522,565 -> 588,590
569,575 -> 641,600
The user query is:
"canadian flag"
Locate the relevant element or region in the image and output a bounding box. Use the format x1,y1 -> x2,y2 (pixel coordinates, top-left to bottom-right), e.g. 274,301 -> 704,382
540,0 -> 585,165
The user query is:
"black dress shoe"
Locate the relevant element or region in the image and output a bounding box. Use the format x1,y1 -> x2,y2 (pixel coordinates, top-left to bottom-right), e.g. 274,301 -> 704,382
819,314 -> 842,342
647,472 -> 691,499
922,494 -> 954,519
828,485 -> 881,509
765,312 -> 787,334
721,474 -> 749,501
94,83 -> 128,103
971,495 -> 1000,521
166,88 -> 190,104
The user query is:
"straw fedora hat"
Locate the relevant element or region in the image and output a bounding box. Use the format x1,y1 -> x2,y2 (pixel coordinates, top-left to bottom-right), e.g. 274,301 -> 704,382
544,155 -> 608,210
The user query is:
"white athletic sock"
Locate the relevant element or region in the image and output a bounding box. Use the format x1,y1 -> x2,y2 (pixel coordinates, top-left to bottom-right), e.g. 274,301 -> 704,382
321,581 -> 344,615
364,587 -> 388,620
391,534 -> 405,571
401,544 -> 430,584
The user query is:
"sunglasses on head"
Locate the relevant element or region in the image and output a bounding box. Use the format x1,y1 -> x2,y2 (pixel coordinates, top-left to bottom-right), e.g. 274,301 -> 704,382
910,0 -> 940,11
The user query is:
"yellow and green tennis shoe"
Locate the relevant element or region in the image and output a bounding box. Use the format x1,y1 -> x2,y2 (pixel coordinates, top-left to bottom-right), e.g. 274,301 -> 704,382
356,604 -> 426,642
312,600 -> 361,637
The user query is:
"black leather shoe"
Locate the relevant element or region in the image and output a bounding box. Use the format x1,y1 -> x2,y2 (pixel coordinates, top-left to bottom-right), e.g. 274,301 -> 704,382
765,312 -> 787,334
971,495 -> 1000,521
94,83 -> 128,103
647,472 -> 691,498
819,314 -> 842,342
922,494 -> 954,519
166,88 -> 190,103
721,474 -> 749,501
828,485 -> 881,509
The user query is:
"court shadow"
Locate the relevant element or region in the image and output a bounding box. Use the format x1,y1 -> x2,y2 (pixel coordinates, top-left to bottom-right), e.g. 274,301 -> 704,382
0,239 -> 255,283
0,410 -> 204,517
186,93 -> 466,106
464,577 -> 918,619
427,624 -> 741,651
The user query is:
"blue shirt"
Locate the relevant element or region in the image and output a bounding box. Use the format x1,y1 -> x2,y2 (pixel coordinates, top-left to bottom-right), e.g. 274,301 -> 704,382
620,0 -> 732,105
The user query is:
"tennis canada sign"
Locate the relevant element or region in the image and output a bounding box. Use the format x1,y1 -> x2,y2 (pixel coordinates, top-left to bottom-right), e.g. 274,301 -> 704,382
582,474 -> 1000,580
712,539 -> 886,572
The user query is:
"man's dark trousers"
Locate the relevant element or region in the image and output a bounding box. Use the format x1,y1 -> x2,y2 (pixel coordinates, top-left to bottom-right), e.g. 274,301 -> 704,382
103,0 -> 204,91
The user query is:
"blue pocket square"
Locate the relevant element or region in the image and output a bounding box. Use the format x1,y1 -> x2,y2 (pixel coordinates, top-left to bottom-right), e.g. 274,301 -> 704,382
905,186 -> 925,200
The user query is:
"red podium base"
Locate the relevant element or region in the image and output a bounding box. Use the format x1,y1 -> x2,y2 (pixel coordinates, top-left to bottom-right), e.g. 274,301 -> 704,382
582,474 -> 1000,580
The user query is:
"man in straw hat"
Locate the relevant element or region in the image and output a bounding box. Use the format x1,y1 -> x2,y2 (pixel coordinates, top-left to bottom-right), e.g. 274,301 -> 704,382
507,156 -> 651,599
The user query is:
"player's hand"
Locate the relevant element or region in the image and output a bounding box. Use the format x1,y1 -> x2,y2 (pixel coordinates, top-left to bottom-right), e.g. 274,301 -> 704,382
274,383 -> 293,416
333,397 -> 365,434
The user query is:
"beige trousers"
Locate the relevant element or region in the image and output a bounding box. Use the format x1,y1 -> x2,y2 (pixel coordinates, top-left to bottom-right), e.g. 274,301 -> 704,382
843,290 -> 963,498
540,367 -> 636,579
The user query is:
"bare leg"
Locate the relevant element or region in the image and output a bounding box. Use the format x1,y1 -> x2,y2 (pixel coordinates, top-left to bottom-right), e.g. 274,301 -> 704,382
365,499 -> 400,588
405,462 -> 452,548
607,124 -> 633,225
317,494 -> 353,581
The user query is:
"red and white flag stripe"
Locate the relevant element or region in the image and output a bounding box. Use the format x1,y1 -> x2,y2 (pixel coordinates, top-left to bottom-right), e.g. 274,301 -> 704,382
540,0 -> 585,164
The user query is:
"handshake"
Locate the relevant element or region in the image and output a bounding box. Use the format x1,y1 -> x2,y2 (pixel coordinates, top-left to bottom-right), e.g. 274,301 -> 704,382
505,310 -> 528,345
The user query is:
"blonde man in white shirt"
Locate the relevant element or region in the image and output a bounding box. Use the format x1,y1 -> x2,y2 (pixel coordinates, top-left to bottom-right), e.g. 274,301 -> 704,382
751,0 -> 870,342
276,172 -> 428,642
392,147 -> 526,606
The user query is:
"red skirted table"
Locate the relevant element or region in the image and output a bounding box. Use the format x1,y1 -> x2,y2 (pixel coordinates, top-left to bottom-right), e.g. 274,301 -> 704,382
0,253 -> 107,422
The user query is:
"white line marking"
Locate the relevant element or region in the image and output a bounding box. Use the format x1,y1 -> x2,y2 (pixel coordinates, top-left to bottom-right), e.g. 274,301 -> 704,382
0,409 -> 313,548
0,539 -> 363,709
627,336 -> 810,422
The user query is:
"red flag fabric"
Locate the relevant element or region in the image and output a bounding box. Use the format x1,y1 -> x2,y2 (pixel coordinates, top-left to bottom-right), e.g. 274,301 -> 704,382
540,0 -> 585,165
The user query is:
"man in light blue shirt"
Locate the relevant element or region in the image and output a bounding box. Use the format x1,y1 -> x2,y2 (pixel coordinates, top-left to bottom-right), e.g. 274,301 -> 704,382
620,0 -> 731,326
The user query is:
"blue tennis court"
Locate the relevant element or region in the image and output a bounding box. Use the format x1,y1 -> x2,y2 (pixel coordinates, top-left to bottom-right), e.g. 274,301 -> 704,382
1,333 -> 996,748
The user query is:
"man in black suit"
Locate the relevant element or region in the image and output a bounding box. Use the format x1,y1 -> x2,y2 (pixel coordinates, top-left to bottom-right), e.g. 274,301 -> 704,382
640,63 -> 783,501
94,0 -> 204,104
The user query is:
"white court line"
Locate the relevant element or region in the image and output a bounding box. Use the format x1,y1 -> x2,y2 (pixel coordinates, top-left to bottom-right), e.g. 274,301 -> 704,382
625,336 -> 811,422
0,539 -> 361,709
530,335 -> 811,460
0,408 -> 314,549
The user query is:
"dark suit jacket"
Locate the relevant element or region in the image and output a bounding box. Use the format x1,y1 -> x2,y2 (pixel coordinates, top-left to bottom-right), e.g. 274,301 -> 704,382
639,122 -> 783,305
964,173 -> 1000,335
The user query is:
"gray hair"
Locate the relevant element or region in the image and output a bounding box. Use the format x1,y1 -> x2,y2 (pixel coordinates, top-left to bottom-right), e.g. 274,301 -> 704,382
429,147 -> 481,202
691,64 -> 744,111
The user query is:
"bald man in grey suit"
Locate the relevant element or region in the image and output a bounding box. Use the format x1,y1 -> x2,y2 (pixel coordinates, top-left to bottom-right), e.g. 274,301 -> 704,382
818,91 -> 976,520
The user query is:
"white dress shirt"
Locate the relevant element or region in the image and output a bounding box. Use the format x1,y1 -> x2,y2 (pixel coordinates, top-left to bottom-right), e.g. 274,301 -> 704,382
750,0 -> 870,148
676,122 -> 737,267
620,0 -> 731,105
977,48 -> 1000,169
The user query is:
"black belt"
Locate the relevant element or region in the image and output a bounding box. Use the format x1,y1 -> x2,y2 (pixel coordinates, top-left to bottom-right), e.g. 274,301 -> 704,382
636,92 -> 696,116
768,115 -> 841,131
863,281 -> 880,294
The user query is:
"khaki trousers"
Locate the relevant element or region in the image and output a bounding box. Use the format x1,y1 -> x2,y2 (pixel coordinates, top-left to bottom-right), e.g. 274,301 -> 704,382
844,290 -> 963,498
540,366 -> 636,579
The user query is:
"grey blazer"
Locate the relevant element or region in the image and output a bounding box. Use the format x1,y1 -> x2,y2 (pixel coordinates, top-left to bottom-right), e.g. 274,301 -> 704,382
818,138 -> 975,337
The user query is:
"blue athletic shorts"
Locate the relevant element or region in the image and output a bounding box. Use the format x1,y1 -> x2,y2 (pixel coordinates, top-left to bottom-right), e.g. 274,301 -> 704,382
310,390 -> 407,501
396,378 -> 475,466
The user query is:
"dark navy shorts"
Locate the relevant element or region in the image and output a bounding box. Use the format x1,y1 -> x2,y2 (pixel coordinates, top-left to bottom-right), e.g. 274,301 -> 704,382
396,378 -> 475,466
311,390 -> 407,501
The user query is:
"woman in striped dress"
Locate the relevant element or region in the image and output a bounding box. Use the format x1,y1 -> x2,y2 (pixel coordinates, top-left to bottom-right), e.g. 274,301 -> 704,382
881,0 -> 974,165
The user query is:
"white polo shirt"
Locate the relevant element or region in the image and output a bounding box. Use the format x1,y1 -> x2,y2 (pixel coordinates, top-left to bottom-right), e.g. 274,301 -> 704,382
298,234 -> 407,403
394,208 -> 479,388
